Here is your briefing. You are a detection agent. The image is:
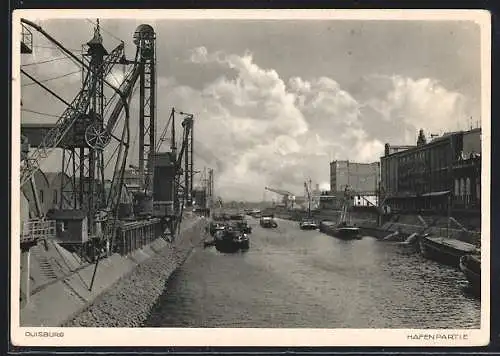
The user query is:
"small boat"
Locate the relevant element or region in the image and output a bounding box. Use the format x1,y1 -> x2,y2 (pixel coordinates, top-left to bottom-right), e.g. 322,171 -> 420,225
213,224 -> 250,253
300,182 -> 318,230
419,197 -> 478,267
319,220 -> 336,233
228,213 -> 253,234
419,234 -> 476,267
319,220 -> 360,239
260,214 -> 278,228
460,254 -> 481,292
299,218 -> 318,230
332,222 -> 361,239
207,221 -> 226,236
329,186 -> 360,239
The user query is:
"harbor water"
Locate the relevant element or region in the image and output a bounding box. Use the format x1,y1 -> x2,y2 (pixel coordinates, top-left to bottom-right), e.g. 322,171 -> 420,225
144,218 -> 480,329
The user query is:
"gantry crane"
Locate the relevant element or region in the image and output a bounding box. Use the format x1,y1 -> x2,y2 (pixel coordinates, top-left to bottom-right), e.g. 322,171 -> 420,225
20,19 -> 201,246
19,20 -> 163,247
19,20 -> 202,298
153,107 -> 195,236
20,20 -> 135,244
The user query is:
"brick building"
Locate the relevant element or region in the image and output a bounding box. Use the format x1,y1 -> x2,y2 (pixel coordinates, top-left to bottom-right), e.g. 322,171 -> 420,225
452,128 -> 481,212
329,160 -> 380,209
380,128 -> 481,214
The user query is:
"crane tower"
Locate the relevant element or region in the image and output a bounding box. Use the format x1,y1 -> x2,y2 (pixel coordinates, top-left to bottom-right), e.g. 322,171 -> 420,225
134,25 -> 156,192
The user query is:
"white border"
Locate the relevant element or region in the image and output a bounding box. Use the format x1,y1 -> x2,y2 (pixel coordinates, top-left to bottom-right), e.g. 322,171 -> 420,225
11,9 -> 491,347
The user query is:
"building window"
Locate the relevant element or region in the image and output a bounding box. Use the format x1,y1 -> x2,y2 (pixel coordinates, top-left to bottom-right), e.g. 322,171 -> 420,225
465,177 -> 471,206
53,190 -> 58,205
454,179 -> 459,196
476,177 -> 481,201
39,189 -> 44,203
460,178 -> 465,200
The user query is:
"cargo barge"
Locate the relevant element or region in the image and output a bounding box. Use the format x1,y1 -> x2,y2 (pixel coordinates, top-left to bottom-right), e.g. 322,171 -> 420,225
419,235 -> 477,267
459,254 -> 481,293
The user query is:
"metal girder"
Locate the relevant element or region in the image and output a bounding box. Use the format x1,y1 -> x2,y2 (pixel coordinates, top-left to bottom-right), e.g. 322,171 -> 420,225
20,41 -> 126,187
135,25 -> 156,193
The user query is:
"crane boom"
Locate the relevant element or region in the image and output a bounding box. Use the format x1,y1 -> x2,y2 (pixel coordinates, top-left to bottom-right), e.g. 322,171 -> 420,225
105,63 -> 141,135
21,72 -> 95,186
20,43 -> 126,187
265,186 -> 295,197
175,116 -> 193,168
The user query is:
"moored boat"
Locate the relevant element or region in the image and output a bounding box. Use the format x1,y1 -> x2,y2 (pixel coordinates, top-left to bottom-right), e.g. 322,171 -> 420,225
319,220 -> 335,233
419,234 -> 476,267
213,224 -> 250,253
260,214 -> 278,228
331,223 -> 360,239
319,220 -> 361,239
299,218 -> 318,230
229,213 -> 252,233
326,186 -> 360,240
460,254 -> 481,292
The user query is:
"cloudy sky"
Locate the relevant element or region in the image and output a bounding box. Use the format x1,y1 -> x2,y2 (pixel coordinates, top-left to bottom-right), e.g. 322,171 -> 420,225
19,16 -> 482,201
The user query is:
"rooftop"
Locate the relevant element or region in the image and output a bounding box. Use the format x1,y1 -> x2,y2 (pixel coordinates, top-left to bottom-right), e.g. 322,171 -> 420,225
383,127 -> 481,158
330,160 -> 379,165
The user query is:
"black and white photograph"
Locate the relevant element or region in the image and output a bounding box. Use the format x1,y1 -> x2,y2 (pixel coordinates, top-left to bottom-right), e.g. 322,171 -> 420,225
11,9 -> 490,347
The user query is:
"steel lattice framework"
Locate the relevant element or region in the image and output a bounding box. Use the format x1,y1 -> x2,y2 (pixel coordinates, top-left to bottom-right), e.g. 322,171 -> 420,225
20,19 -> 138,243
20,20 -> 199,243
134,24 -> 156,193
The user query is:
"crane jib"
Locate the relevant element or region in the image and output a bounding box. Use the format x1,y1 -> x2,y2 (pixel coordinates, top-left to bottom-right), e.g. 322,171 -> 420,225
20,40 -> 127,187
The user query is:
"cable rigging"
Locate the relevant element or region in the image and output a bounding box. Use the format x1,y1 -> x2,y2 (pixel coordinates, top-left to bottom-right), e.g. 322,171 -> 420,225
20,68 -> 81,111
22,69 -> 82,87
31,45 -> 84,52
21,108 -> 61,119
85,19 -> 125,45
21,56 -> 75,67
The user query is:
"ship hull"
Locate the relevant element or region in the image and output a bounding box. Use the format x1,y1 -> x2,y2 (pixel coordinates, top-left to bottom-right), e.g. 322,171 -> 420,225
419,235 -> 476,267
319,222 -> 360,239
332,227 -> 361,240
300,224 -> 318,230
214,231 -> 250,253
460,255 -> 481,293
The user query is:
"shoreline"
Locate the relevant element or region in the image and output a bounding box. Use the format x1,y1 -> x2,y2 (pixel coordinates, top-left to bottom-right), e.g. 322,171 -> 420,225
21,217 -> 207,327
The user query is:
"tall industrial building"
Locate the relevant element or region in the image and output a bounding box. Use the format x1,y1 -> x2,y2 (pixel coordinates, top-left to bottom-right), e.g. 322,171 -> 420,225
330,160 -> 380,194
380,128 -> 481,215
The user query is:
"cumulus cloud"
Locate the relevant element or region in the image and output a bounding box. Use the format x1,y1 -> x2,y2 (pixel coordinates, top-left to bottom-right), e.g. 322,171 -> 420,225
23,43 -> 475,203
158,47 -> 371,200
355,74 -> 472,142
155,46 -> 475,201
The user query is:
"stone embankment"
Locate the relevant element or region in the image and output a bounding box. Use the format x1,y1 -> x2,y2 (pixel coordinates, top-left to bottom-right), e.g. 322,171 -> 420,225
63,217 -> 207,327
272,209 -> 480,244
20,216 -> 206,327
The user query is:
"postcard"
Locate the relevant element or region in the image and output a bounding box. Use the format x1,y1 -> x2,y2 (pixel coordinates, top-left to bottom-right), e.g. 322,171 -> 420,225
11,9 -> 491,347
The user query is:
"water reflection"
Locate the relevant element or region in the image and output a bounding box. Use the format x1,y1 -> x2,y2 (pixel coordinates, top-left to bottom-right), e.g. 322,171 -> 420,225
144,220 -> 480,329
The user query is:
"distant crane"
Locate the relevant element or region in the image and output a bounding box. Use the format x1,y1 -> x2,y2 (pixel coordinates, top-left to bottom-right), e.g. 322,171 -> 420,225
264,187 -> 296,209
216,196 -> 224,208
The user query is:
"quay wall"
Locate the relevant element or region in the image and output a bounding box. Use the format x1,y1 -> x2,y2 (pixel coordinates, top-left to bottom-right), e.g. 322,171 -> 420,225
272,210 -> 481,244
20,216 -> 207,327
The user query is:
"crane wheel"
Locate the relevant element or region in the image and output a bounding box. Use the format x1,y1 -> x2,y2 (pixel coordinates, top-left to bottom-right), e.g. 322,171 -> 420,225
85,123 -> 111,150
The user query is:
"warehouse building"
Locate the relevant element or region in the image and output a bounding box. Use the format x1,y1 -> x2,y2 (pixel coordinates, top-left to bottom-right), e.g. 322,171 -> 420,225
380,128 -> 481,215
329,160 -> 380,209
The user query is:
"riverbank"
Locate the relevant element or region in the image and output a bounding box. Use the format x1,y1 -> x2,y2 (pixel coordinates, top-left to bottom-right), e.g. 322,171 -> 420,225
271,209 -> 480,244
21,216 -> 207,327
139,215 -> 481,329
